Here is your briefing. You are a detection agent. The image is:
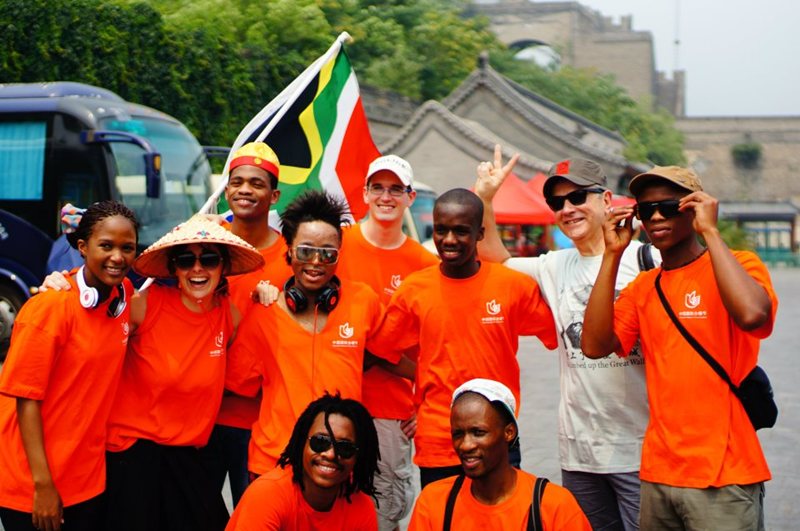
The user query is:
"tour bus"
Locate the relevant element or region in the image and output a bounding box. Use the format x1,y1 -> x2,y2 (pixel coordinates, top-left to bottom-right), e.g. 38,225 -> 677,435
0,82 -> 214,357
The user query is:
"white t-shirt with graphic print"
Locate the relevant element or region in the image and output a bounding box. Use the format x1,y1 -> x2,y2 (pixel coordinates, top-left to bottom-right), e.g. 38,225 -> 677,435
507,242 -> 654,473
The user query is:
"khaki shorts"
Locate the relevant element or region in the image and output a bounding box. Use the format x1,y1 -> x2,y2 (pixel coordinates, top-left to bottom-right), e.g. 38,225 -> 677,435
640,480 -> 765,530
372,418 -> 414,530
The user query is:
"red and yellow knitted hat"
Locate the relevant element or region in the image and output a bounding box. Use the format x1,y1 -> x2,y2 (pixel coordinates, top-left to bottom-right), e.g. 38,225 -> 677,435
229,142 -> 280,178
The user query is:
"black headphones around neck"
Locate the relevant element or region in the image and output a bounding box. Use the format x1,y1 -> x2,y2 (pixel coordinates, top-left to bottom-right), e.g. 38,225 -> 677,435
76,265 -> 126,318
283,275 -> 340,314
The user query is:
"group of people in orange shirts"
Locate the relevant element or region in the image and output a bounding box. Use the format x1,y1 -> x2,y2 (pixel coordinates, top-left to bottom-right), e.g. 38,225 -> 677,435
0,141 -> 776,531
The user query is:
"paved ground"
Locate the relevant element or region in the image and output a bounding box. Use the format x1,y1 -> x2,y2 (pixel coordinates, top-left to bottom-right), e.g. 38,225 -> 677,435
2,268 -> 797,530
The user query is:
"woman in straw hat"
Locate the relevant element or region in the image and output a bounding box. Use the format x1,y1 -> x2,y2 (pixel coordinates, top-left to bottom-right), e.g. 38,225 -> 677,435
100,215 -> 263,531
0,200 -> 139,531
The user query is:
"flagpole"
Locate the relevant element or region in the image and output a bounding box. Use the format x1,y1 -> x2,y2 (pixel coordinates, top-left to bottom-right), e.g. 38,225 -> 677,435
198,31 -> 352,214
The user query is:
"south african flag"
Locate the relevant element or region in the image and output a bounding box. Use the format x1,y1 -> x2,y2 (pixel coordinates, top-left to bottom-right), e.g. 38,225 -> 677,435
202,32 -> 379,223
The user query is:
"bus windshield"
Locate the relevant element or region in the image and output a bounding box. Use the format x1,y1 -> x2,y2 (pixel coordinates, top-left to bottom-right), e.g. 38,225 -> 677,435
99,116 -> 212,247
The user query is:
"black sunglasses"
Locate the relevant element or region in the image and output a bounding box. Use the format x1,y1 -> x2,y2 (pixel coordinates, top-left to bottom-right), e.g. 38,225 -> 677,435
635,200 -> 682,221
172,251 -> 222,270
545,187 -> 605,212
308,434 -> 359,459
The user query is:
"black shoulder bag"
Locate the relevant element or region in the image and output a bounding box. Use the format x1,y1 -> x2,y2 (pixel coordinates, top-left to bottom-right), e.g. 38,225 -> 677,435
443,474 -> 549,531
654,271 -> 777,430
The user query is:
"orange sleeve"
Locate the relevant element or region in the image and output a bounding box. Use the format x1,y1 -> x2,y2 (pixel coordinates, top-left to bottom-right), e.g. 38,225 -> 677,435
366,286 -> 420,361
225,306 -> 267,398
735,251 -> 778,339
613,276 -> 644,357
0,293 -> 66,400
514,273 -> 557,350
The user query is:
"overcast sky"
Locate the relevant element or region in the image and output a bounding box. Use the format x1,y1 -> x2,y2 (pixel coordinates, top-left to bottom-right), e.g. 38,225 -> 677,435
551,0 -> 800,117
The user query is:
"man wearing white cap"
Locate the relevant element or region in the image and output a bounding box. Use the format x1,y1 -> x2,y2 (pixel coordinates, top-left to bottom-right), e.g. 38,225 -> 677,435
337,154 -> 438,531
408,378 -> 590,530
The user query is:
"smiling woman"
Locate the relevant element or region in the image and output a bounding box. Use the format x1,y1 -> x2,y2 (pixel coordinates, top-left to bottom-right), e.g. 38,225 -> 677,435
101,216 -> 263,531
0,201 -> 138,531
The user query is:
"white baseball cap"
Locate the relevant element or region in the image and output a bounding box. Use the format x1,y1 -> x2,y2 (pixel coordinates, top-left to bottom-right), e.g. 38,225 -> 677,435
366,154 -> 414,188
452,378 -> 518,444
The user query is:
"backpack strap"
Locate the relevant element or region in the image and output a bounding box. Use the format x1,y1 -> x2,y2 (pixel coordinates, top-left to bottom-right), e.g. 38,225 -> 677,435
527,477 -> 549,531
442,474 -> 466,531
637,242 -> 656,271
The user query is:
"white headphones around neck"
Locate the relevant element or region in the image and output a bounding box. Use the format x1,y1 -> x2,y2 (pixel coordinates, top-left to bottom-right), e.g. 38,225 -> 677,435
76,266 -> 127,318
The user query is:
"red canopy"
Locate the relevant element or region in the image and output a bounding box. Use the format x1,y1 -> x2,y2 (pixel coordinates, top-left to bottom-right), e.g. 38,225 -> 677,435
491,173 -> 555,225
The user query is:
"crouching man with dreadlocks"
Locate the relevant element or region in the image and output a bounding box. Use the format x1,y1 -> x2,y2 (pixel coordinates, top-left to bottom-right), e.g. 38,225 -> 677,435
226,393 -> 380,530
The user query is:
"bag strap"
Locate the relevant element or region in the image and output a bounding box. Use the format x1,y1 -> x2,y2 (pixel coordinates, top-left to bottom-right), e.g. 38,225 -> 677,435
637,242 -> 656,271
442,474 -> 466,531
527,477 -> 549,531
654,271 -> 738,393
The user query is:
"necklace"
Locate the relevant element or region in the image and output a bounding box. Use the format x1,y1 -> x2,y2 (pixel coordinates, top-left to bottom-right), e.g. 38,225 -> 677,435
664,247 -> 707,270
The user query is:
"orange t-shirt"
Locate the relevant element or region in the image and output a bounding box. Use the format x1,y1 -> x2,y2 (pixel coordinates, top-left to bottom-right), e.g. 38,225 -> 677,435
106,284 -> 233,451
0,277 -> 132,511
226,279 -> 393,473
337,224 -> 439,419
613,250 -> 777,488
219,234 -> 292,429
408,469 -> 591,531
369,262 -> 557,467
226,465 -> 377,530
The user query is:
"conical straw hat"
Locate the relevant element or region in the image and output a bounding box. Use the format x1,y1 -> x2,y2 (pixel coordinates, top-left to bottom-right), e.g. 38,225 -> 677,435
133,215 -> 264,278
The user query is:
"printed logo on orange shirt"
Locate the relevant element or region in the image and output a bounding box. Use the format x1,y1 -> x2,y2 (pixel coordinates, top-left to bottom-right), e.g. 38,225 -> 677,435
679,290 -> 707,319
481,299 -> 505,324
339,322 -> 354,339
210,331 -> 224,357
384,274 -> 403,297
333,322 -> 359,348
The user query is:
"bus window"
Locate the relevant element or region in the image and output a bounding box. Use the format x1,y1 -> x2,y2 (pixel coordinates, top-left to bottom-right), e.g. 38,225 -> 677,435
0,121 -> 46,200
100,116 -> 212,247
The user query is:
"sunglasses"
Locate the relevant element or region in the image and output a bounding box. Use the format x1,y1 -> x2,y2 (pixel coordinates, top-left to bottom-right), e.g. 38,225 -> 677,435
545,187 -> 605,212
367,183 -> 412,197
292,245 -> 339,264
172,251 -> 222,270
635,200 -> 682,221
308,434 -> 359,459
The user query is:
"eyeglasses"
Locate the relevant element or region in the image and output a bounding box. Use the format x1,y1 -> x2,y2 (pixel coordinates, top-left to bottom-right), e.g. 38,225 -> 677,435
308,434 -> 358,459
172,251 -> 222,270
635,200 -> 682,221
545,187 -> 605,212
367,183 -> 412,197
292,245 -> 339,264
